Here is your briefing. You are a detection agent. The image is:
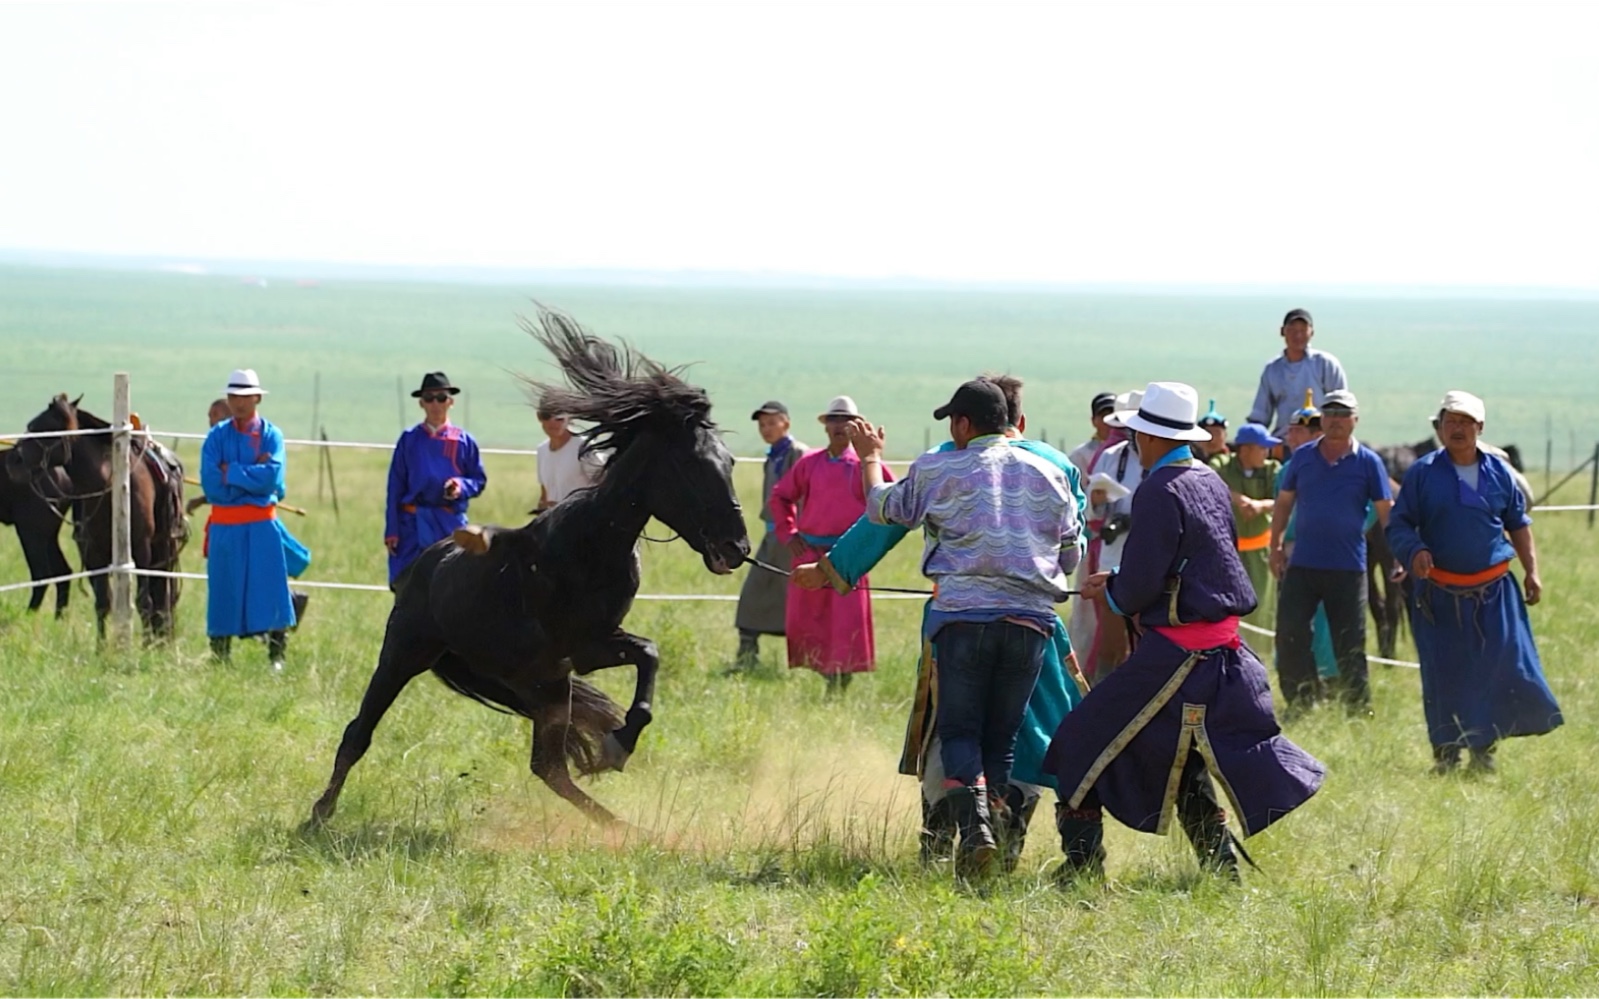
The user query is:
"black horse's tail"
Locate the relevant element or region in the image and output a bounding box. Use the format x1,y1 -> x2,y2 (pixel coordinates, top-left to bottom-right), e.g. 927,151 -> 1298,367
429,655 -> 625,776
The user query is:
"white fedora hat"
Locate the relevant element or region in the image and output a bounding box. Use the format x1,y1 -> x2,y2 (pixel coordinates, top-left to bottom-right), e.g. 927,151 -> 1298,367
818,395 -> 861,421
1103,390 -> 1144,430
1122,382 -> 1211,442
222,368 -> 268,397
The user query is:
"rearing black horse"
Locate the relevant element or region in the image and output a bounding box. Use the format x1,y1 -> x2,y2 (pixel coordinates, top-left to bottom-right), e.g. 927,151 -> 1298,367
309,309 -> 751,827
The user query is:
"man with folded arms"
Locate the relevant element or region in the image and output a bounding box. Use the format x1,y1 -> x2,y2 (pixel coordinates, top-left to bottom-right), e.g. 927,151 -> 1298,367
851,379 -> 1082,873
201,368 -> 301,671
1044,382 -> 1323,881
1386,390 -> 1562,774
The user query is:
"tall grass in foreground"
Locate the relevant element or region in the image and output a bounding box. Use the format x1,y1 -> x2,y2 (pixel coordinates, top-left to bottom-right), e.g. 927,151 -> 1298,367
0,453 -> 1596,995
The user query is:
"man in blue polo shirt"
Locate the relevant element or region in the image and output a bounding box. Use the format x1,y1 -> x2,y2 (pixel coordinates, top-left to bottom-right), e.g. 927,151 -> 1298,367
1268,389 -> 1393,712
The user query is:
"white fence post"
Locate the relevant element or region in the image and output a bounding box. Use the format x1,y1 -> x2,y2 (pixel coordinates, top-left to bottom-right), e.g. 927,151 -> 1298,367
110,372 -> 134,648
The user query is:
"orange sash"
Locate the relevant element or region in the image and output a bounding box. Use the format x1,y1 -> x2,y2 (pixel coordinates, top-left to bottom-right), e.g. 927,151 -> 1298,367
1428,560 -> 1510,588
208,504 -> 277,526
1237,530 -> 1270,552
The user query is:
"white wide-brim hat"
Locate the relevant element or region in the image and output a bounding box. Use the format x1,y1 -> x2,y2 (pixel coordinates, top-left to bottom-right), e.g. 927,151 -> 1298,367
818,395 -> 861,421
1103,390 -> 1144,430
223,368 -> 268,396
1121,381 -> 1211,442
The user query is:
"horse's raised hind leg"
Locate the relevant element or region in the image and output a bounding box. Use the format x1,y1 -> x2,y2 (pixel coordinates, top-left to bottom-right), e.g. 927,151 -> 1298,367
569,630 -> 660,773
307,635 -> 444,827
529,695 -> 618,825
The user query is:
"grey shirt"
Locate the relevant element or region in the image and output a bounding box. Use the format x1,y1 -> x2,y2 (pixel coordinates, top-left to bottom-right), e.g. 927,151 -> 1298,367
1247,348 -> 1349,434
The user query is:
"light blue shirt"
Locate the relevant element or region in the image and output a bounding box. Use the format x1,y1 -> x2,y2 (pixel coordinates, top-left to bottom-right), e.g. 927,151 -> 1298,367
1247,348 -> 1348,434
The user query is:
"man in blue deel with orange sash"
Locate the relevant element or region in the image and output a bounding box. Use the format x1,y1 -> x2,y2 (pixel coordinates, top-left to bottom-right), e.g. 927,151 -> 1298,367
1386,390 -> 1561,774
201,368 -> 309,671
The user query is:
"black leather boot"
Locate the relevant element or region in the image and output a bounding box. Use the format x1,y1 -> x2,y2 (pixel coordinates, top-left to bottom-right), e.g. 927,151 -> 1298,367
919,794 -> 957,864
1180,806 -> 1239,880
734,632 -> 759,671
1054,803 -> 1106,882
946,785 -> 997,875
267,631 -> 287,672
993,784 -> 1040,874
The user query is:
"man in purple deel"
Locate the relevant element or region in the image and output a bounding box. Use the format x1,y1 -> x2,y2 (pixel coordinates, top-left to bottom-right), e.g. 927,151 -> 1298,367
1043,381 -> 1325,882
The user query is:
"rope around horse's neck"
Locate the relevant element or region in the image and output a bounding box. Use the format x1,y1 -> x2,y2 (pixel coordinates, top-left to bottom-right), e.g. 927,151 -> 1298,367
744,554 -> 935,596
744,554 -> 1082,599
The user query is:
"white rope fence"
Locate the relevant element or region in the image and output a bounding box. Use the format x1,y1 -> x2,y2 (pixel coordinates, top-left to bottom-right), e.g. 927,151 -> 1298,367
120,566 -> 929,601
0,376 -> 1588,646
0,566 -> 112,595
143,428 -> 914,463
1238,619 -> 1420,669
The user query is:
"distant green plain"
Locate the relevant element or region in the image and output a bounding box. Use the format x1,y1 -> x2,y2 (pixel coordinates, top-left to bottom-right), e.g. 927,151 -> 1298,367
3,265 -> 1596,467
4,264 -> 1599,995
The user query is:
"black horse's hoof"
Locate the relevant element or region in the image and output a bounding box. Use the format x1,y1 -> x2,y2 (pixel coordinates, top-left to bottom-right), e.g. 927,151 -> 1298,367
600,733 -> 632,773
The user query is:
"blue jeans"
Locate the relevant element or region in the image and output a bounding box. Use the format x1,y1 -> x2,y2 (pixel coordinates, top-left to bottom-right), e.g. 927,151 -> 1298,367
933,620 -> 1046,789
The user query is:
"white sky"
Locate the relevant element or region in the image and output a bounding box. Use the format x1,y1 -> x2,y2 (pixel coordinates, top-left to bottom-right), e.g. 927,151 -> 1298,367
2,1 -> 1596,288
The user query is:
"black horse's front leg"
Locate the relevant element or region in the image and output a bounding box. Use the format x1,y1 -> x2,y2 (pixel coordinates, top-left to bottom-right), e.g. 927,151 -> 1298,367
569,629 -> 660,773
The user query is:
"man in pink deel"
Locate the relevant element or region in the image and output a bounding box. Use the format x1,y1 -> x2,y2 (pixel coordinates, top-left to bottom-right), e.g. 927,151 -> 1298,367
769,395 -> 891,695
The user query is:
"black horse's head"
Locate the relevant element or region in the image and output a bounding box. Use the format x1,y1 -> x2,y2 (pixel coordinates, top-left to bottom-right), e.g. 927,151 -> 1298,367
5,394 -> 81,486
522,308 -> 751,574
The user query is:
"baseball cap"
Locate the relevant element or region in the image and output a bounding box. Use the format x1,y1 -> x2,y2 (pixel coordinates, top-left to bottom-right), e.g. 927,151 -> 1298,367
932,379 -> 1009,428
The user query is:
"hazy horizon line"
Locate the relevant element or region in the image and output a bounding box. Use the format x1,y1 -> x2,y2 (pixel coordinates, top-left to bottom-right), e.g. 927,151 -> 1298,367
4,247 -> 1599,301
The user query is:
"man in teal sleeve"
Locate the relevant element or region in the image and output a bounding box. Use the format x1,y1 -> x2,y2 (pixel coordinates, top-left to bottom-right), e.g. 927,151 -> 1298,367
793,375 -> 1088,871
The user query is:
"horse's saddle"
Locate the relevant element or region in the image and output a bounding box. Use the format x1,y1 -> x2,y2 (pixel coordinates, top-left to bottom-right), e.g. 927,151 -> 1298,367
138,439 -> 190,550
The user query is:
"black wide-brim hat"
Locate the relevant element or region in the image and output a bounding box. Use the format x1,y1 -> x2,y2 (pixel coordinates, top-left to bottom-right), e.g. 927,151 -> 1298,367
411,371 -> 461,397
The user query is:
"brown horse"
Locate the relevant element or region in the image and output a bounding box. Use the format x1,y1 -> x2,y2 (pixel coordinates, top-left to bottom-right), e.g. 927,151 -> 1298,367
3,394 -> 188,639
0,463 -> 75,616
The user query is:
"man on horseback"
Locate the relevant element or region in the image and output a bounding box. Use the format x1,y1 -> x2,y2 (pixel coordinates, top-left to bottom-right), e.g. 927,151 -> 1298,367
1247,308 -> 1349,435
201,369 -> 304,671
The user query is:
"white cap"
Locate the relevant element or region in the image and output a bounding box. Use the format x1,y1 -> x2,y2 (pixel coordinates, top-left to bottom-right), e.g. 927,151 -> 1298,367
222,368 -> 267,396
1438,389 -> 1486,424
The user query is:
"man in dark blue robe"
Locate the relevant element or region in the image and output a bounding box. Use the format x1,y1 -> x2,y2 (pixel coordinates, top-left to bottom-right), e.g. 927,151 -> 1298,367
385,372 -> 488,585
1044,381 -> 1325,880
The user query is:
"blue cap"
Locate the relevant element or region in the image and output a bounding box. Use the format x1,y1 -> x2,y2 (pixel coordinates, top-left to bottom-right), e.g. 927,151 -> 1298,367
1233,423 -> 1282,448
1197,399 -> 1227,428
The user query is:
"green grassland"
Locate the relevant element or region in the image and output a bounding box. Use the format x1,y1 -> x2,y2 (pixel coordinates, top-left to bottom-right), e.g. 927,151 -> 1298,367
1,445 -> 1598,996
3,265 -> 1598,464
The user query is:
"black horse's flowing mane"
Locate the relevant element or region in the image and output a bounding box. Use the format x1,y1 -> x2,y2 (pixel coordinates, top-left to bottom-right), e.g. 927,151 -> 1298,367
518,307 -> 714,459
